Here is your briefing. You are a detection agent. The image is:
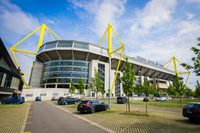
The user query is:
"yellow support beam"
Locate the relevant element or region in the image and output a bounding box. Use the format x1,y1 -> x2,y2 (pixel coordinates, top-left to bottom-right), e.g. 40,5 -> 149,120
10,23 -> 60,88
37,24 -> 46,50
164,56 -> 190,84
108,24 -> 112,57
98,23 -> 125,101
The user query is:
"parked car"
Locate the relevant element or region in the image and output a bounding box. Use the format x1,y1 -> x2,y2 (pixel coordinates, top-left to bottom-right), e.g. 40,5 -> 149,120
77,100 -> 108,113
143,97 -> 150,102
51,96 -> 59,101
35,96 -> 42,101
1,96 -> 25,104
183,102 -> 200,121
57,97 -> 78,105
117,97 -> 127,104
155,96 -> 167,101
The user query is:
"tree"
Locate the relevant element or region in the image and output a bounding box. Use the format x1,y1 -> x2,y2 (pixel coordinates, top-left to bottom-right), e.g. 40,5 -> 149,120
142,78 -> 156,97
120,58 -> 136,112
167,84 -> 176,99
195,81 -> 200,97
142,78 -> 156,116
135,84 -> 143,96
69,81 -> 76,97
101,86 -> 106,102
89,68 -> 104,99
172,75 -> 186,105
185,87 -> 194,98
181,37 -> 200,76
77,78 -> 85,98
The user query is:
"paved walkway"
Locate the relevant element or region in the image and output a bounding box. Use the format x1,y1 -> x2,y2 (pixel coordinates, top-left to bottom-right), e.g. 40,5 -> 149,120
24,102 -> 108,133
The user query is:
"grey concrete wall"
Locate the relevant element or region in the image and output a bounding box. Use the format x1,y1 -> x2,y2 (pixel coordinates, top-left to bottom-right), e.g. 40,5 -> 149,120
29,61 -> 43,88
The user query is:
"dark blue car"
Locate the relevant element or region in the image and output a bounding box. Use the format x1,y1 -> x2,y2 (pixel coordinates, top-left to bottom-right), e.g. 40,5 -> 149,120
1,96 -> 25,104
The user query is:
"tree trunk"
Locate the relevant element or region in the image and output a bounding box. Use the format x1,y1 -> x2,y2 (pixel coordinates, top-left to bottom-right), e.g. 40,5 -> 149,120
128,96 -> 130,112
145,102 -> 148,116
179,96 -> 182,107
96,92 -> 98,99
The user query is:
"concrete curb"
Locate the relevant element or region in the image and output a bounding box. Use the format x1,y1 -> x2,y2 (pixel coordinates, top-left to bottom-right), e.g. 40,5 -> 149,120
48,102 -> 115,133
21,103 -> 31,133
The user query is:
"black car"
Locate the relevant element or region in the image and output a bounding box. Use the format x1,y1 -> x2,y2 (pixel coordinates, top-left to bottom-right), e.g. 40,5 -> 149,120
57,97 -> 78,105
117,97 -> 127,104
183,102 -> 200,121
35,96 -> 41,101
77,100 -> 108,113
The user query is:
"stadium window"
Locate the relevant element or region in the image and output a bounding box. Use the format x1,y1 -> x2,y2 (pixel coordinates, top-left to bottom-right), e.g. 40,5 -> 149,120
40,93 -> 47,96
26,94 -> 33,97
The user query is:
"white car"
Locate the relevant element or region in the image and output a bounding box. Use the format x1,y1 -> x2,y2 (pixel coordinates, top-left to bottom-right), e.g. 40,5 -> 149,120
155,97 -> 167,101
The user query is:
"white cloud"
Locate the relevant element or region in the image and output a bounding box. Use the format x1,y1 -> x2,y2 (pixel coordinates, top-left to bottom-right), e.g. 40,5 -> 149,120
130,0 -> 176,36
123,0 -> 200,88
187,0 -> 200,4
0,0 -> 39,37
66,0 -> 127,36
0,0 -> 40,83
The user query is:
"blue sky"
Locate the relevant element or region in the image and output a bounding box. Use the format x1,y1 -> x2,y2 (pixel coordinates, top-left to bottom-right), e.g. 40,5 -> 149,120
0,0 -> 200,88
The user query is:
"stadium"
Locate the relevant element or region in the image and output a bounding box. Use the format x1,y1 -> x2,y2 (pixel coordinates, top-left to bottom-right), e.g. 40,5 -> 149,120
22,40 -> 175,100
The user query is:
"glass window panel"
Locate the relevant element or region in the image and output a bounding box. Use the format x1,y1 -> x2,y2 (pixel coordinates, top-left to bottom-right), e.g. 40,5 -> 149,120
57,41 -> 72,48
45,42 -> 56,49
60,67 -> 72,71
73,67 -> 82,71
60,61 -> 73,65
73,61 -> 86,66
74,42 -> 89,50
47,79 -> 56,83
50,61 -> 59,66
58,78 -> 71,83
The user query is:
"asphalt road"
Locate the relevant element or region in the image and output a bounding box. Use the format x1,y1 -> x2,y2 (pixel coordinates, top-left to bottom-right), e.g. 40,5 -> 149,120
24,102 -> 107,133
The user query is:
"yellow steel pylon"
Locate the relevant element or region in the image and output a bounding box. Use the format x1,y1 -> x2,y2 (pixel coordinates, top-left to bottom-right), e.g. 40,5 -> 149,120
98,23 -> 125,96
164,56 -> 190,84
10,24 -> 61,88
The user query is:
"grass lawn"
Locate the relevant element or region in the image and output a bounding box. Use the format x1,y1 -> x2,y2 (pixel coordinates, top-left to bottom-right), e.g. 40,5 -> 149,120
114,98 -> 200,108
0,103 -> 30,133
52,101 -> 200,133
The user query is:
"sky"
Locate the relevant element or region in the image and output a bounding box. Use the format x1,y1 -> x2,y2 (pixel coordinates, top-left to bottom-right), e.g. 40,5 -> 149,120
0,0 -> 199,89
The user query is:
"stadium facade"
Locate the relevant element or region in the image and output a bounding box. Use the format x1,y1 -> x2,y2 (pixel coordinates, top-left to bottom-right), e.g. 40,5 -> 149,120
23,40 -> 175,100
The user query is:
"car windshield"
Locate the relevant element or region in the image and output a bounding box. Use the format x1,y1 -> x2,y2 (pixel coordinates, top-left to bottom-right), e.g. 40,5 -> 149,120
80,101 -> 89,104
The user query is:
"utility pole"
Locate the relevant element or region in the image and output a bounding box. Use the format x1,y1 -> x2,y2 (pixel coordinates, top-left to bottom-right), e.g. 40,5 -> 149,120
108,24 -> 112,109
108,57 -> 111,108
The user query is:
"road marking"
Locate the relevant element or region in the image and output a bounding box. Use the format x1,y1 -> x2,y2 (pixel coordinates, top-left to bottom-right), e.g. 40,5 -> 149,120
25,122 -> 32,124
21,103 -> 31,133
48,102 -> 115,133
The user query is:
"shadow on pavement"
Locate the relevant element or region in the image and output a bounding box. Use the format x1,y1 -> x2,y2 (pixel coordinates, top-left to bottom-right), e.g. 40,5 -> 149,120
175,119 -> 200,125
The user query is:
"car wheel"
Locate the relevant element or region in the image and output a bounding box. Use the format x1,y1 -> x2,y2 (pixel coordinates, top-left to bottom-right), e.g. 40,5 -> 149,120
80,111 -> 84,114
91,108 -> 95,114
189,117 -> 195,121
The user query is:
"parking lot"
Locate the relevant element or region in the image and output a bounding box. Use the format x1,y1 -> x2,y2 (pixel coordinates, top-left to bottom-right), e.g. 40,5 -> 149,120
0,100 -> 199,133
52,100 -> 200,133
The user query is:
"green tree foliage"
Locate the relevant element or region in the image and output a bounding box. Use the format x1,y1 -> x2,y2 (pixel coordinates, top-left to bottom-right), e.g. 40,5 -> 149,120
182,37 -> 200,76
167,84 -> 176,98
195,81 -> 200,97
172,75 -> 186,104
77,78 -> 85,98
69,81 -> 76,96
120,58 -> 136,112
135,84 -> 143,95
89,68 -> 104,99
142,78 -> 156,96
185,87 -> 194,98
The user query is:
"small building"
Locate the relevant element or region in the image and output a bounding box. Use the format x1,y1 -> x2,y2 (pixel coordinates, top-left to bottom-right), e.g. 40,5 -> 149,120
0,38 -> 24,99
